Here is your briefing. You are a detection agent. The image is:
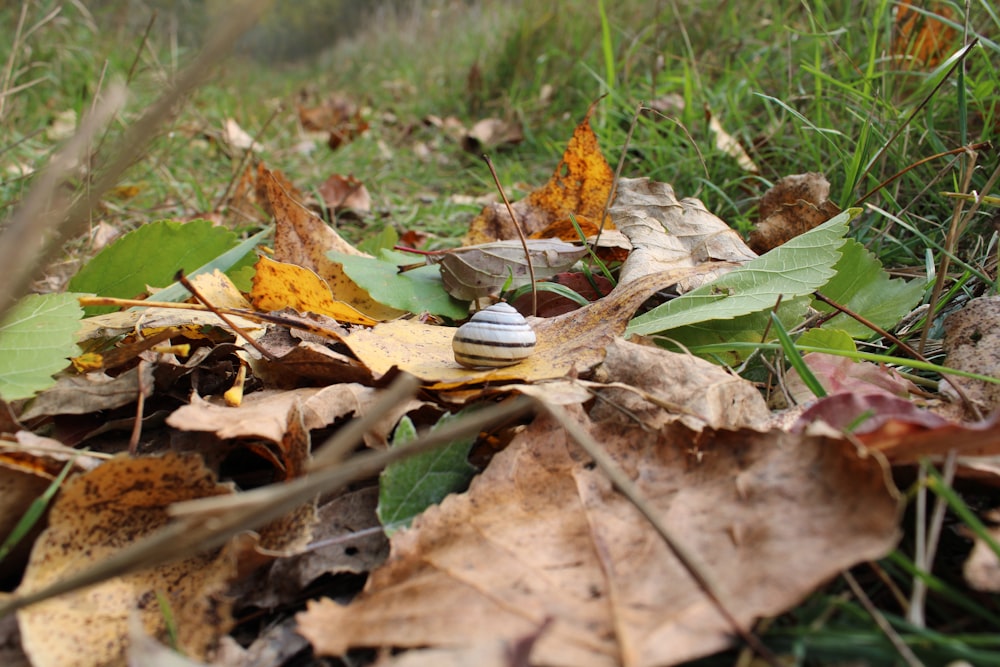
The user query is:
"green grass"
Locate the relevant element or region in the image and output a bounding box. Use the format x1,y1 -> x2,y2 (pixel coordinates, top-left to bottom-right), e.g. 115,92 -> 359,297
2,0 -> 1000,664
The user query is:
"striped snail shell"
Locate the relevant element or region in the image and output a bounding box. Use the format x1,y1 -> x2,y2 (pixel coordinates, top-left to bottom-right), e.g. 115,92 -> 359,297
452,302 -> 536,368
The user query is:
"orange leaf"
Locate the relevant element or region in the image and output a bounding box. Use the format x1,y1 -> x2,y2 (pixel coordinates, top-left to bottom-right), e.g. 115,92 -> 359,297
463,102 -> 615,245
893,1 -> 957,68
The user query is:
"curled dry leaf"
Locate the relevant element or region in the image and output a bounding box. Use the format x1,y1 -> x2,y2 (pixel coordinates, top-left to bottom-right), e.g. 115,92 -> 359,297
611,177 -> 756,290
429,239 -> 588,301
297,408 -> 900,667
785,352 -> 919,406
747,173 -> 841,253
460,117 -> 524,154
16,453 -> 236,667
463,103 -> 613,244
318,173 -> 371,214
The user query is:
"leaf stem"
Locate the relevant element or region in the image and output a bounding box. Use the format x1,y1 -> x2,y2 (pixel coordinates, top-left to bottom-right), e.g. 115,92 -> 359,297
482,154 -> 536,315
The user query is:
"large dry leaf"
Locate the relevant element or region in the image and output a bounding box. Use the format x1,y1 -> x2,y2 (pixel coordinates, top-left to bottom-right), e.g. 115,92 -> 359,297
610,177 -> 756,290
342,268 -> 701,388
463,104 -> 613,244
298,409 -> 899,666
16,453 -> 236,667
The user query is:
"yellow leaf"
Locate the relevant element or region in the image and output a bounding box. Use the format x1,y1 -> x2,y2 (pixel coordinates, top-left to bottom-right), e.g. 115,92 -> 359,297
250,255 -> 378,326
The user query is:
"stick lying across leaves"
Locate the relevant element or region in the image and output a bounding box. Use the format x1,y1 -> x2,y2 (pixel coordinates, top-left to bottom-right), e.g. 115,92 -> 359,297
0,375 -> 533,617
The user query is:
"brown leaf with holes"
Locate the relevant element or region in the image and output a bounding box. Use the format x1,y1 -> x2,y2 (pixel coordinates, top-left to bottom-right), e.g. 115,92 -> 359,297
297,408 -> 900,666
747,173 -> 841,253
16,453 -> 236,667
463,103 -> 614,244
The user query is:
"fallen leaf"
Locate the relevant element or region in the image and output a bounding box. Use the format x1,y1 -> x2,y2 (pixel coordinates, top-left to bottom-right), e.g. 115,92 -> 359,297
460,117 -> 524,154
590,337 -> 770,431
18,364 -> 155,421
940,295 -> 1000,418
221,117 -> 260,152
16,453 -> 236,667
748,173 -> 841,253
297,408 -> 900,666
893,0 -> 957,68
785,352 -> 919,406
166,384 -> 419,450
706,105 -> 759,173
318,173 -> 371,214
343,268 -> 702,388
250,255 -> 378,326
963,511 -> 1000,593
463,103 -> 614,244
610,177 -> 756,290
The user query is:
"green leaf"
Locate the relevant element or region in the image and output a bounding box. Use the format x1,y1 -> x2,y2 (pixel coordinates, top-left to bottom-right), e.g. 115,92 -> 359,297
650,296 -> 810,365
0,293 -> 83,401
358,225 -> 399,256
68,219 -> 240,315
628,208 -> 860,336
329,249 -> 469,320
815,238 -> 926,339
797,328 -> 857,353
377,412 -> 478,535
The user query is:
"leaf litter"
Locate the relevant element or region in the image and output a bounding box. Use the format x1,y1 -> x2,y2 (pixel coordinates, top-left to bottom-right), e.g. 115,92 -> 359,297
0,98 -> 997,667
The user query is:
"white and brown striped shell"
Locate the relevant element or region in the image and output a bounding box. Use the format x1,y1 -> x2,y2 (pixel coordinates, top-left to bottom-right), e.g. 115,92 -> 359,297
452,302 -> 536,368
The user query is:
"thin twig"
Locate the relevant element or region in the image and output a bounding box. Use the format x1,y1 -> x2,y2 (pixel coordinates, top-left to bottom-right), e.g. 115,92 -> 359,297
483,153 -> 536,315
175,270 -> 278,361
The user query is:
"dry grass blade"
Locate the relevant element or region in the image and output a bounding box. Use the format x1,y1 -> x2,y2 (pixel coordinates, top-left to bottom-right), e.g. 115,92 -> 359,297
0,0 -> 271,320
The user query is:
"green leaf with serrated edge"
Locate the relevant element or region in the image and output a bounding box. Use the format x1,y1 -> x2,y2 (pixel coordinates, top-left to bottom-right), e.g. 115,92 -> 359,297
68,219 -> 239,315
797,327 -> 857,353
377,412 -> 478,535
0,294 -> 83,401
650,296 -> 809,365
329,249 -> 468,319
815,238 -> 926,339
627,208 -> 859,336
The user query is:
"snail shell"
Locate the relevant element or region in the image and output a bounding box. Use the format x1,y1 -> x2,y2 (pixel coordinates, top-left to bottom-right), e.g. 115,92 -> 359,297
452,302 -> 536,368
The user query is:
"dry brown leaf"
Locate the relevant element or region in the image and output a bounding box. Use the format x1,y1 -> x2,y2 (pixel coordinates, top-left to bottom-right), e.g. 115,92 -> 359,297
76,308 -> 264,343
259,163 -> 366,266
318,173 -> 371,214
342,268 -> 701,388
250,255 -> 378,326
18,364 -> 155,421
940,295 -> 1000,418
16,453 -> 236,667
706,106 -> 759,173
611,177 -> 756,290
460,117 -> 524,154
747,173 -> 841,253
240,487 -> 387,610
166,384 -> 419,450
964,511 -> 1000,592
463,103 -> 614,244
297,409 -> 900,666
590,337 -> 770,431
